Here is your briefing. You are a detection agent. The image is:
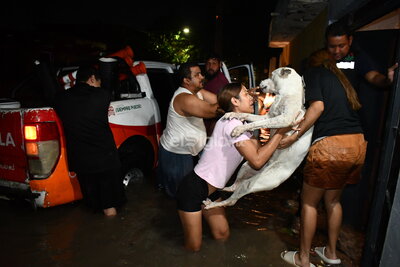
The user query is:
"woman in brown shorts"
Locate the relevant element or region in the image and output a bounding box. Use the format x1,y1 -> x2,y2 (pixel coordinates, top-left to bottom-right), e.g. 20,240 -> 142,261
279,49 -> 367,267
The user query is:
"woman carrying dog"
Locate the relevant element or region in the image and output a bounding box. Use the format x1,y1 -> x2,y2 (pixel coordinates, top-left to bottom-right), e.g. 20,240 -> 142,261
176,82 -> 293,252
279,49 -> 367,267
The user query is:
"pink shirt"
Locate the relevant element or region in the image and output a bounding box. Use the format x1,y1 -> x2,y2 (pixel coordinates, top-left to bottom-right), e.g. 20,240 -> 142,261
194,118 -> 252,189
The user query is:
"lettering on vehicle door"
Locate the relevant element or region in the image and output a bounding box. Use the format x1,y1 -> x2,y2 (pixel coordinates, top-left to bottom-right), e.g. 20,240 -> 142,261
114,104 -> 142,114
0,132 -> 16,147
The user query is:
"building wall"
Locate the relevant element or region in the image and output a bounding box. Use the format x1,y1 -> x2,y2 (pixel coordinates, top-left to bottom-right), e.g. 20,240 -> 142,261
289,8 -> 328,74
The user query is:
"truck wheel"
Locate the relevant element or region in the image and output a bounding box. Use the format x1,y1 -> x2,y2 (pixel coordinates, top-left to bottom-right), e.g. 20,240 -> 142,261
122,167 -> 144,187
118,136 -> 155,187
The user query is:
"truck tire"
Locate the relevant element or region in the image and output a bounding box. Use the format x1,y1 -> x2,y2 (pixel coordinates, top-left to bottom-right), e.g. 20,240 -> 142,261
122,167 -> 144,186
118,136 -> 155,187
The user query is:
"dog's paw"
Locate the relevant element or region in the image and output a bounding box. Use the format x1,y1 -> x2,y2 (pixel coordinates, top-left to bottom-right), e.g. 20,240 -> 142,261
231,125 -> 246,137
222,112 -> 239,120
202,198 -> 212,206
222,112 -> 249,121
204,199 -> 238,209
203,199 -> 223,209
221,112 -> 233,120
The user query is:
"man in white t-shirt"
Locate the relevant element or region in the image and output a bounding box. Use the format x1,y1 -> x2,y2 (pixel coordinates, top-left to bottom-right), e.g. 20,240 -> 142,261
157,62 -> 219,198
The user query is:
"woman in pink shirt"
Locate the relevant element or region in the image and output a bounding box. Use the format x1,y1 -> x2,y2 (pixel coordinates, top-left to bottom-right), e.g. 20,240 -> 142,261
176,82 -> 293,251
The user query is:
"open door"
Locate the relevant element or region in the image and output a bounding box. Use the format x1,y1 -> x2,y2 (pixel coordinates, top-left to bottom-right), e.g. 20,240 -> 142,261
228,63 -> 263,140
228,64 -> 256,89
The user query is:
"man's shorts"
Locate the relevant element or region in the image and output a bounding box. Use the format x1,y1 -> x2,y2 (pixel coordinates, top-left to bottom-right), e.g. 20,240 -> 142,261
176,170 -> 221,212
303,133 -> 367,189
156,145 -> 196,198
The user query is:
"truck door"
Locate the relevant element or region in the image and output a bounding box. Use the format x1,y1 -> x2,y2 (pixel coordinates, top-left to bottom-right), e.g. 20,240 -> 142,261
0,107 -> 28,184
228,63 -> 259,113
228,64 -> 256,89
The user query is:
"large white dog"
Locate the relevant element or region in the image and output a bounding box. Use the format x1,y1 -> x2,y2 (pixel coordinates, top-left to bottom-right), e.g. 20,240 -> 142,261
204,67 -> 313,209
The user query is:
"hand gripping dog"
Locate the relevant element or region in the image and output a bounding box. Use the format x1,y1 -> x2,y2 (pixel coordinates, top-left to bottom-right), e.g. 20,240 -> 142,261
203,67 -> 313,209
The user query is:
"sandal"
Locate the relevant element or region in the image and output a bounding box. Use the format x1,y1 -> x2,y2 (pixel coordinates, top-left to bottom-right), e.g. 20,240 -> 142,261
314,246 -> 341,264
280,250 -> 316,267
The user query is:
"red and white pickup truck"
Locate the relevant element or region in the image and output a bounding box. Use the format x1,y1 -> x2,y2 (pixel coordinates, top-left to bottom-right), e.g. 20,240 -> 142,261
0,46 -> 255,208
0,46 -> 174,208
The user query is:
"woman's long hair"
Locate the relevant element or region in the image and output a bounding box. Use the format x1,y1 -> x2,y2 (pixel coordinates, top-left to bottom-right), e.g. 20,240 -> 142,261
308,49 -> 361,110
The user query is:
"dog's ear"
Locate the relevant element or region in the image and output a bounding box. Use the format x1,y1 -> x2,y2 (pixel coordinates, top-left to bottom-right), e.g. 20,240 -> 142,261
280,68 -> 292,78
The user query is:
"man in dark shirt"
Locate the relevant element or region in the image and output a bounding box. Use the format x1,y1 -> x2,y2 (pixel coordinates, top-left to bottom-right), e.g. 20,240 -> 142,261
203,53 -> 229,136
204,53 -> 229,95
325,22 -> 397,89
55,66 -> 126,216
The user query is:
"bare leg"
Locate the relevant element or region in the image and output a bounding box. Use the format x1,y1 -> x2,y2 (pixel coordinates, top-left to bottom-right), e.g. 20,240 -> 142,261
178,210 -> 203,252
202,199 -> 230,241
103,207 -> 117,216
323,188 -> 343,260
298,182 -> 325,266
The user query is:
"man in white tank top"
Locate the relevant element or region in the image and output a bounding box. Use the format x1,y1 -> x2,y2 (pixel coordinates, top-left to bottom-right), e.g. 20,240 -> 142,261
157,62 -> 220,198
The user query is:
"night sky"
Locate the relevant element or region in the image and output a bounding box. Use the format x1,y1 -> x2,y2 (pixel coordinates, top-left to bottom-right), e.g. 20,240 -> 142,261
2,1 -> 278,52
1,1 -> 278,96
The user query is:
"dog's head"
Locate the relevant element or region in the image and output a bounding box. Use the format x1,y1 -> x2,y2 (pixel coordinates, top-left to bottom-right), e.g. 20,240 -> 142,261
271,67 -> 301,82
259,67 -> 304,98
269,67 -> 303,96
259,78 -> 276,94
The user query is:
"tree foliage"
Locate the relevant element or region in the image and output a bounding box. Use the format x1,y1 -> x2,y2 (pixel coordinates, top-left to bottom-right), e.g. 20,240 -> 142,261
148,30 -> 199,64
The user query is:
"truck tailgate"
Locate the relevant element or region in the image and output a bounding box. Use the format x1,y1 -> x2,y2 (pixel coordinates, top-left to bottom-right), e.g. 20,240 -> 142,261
0,110 -> 28,183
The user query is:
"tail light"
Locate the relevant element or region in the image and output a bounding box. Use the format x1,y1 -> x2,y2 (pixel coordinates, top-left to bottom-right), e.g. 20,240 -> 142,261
24,122 -> 60,179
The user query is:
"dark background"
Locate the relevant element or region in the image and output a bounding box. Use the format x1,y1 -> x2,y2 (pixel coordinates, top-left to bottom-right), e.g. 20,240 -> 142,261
0,1 -> 279,97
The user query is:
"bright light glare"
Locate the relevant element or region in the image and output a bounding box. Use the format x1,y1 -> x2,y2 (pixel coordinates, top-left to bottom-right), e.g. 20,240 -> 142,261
183,27 -> 190,34
264,93 -> 275,108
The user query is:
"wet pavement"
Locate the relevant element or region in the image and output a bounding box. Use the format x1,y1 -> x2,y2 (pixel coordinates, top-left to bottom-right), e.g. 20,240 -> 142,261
0,173 -> 364,267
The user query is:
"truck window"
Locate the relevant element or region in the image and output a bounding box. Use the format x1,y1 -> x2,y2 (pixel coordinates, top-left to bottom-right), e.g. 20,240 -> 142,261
229,67 -> 251,89
147,69 -> 178,130
114,72 -> 141,100
13,61 -> 60,108
12,76 -> 45,108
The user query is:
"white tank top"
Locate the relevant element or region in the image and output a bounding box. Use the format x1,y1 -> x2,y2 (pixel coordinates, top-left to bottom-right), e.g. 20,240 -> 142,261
160,87 -> 207,156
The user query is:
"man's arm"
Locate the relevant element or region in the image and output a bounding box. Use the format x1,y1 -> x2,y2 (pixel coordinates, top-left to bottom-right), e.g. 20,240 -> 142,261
174,93 -> 218,118
199,89 -> 218,104
364,63 -> 398,88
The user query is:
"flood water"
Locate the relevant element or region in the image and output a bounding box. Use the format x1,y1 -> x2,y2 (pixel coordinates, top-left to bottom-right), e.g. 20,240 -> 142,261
0,174 -> 363,267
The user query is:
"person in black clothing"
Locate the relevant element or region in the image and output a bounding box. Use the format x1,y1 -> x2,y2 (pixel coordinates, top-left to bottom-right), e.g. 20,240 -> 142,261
55,66 -> 126,216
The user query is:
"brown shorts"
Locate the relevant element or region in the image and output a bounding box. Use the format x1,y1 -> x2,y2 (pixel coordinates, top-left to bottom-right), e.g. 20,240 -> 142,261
303,134 -> 367,189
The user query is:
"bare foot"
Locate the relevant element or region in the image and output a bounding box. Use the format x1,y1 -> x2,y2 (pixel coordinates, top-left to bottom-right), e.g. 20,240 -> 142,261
103,207 -> 117,217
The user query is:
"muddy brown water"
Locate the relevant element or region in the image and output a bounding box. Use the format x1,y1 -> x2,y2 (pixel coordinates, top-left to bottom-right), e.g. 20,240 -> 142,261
0,174 -> 363,267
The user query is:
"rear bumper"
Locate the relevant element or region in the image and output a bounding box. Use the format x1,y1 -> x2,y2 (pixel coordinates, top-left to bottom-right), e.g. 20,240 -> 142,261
0,184 -> 39,200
